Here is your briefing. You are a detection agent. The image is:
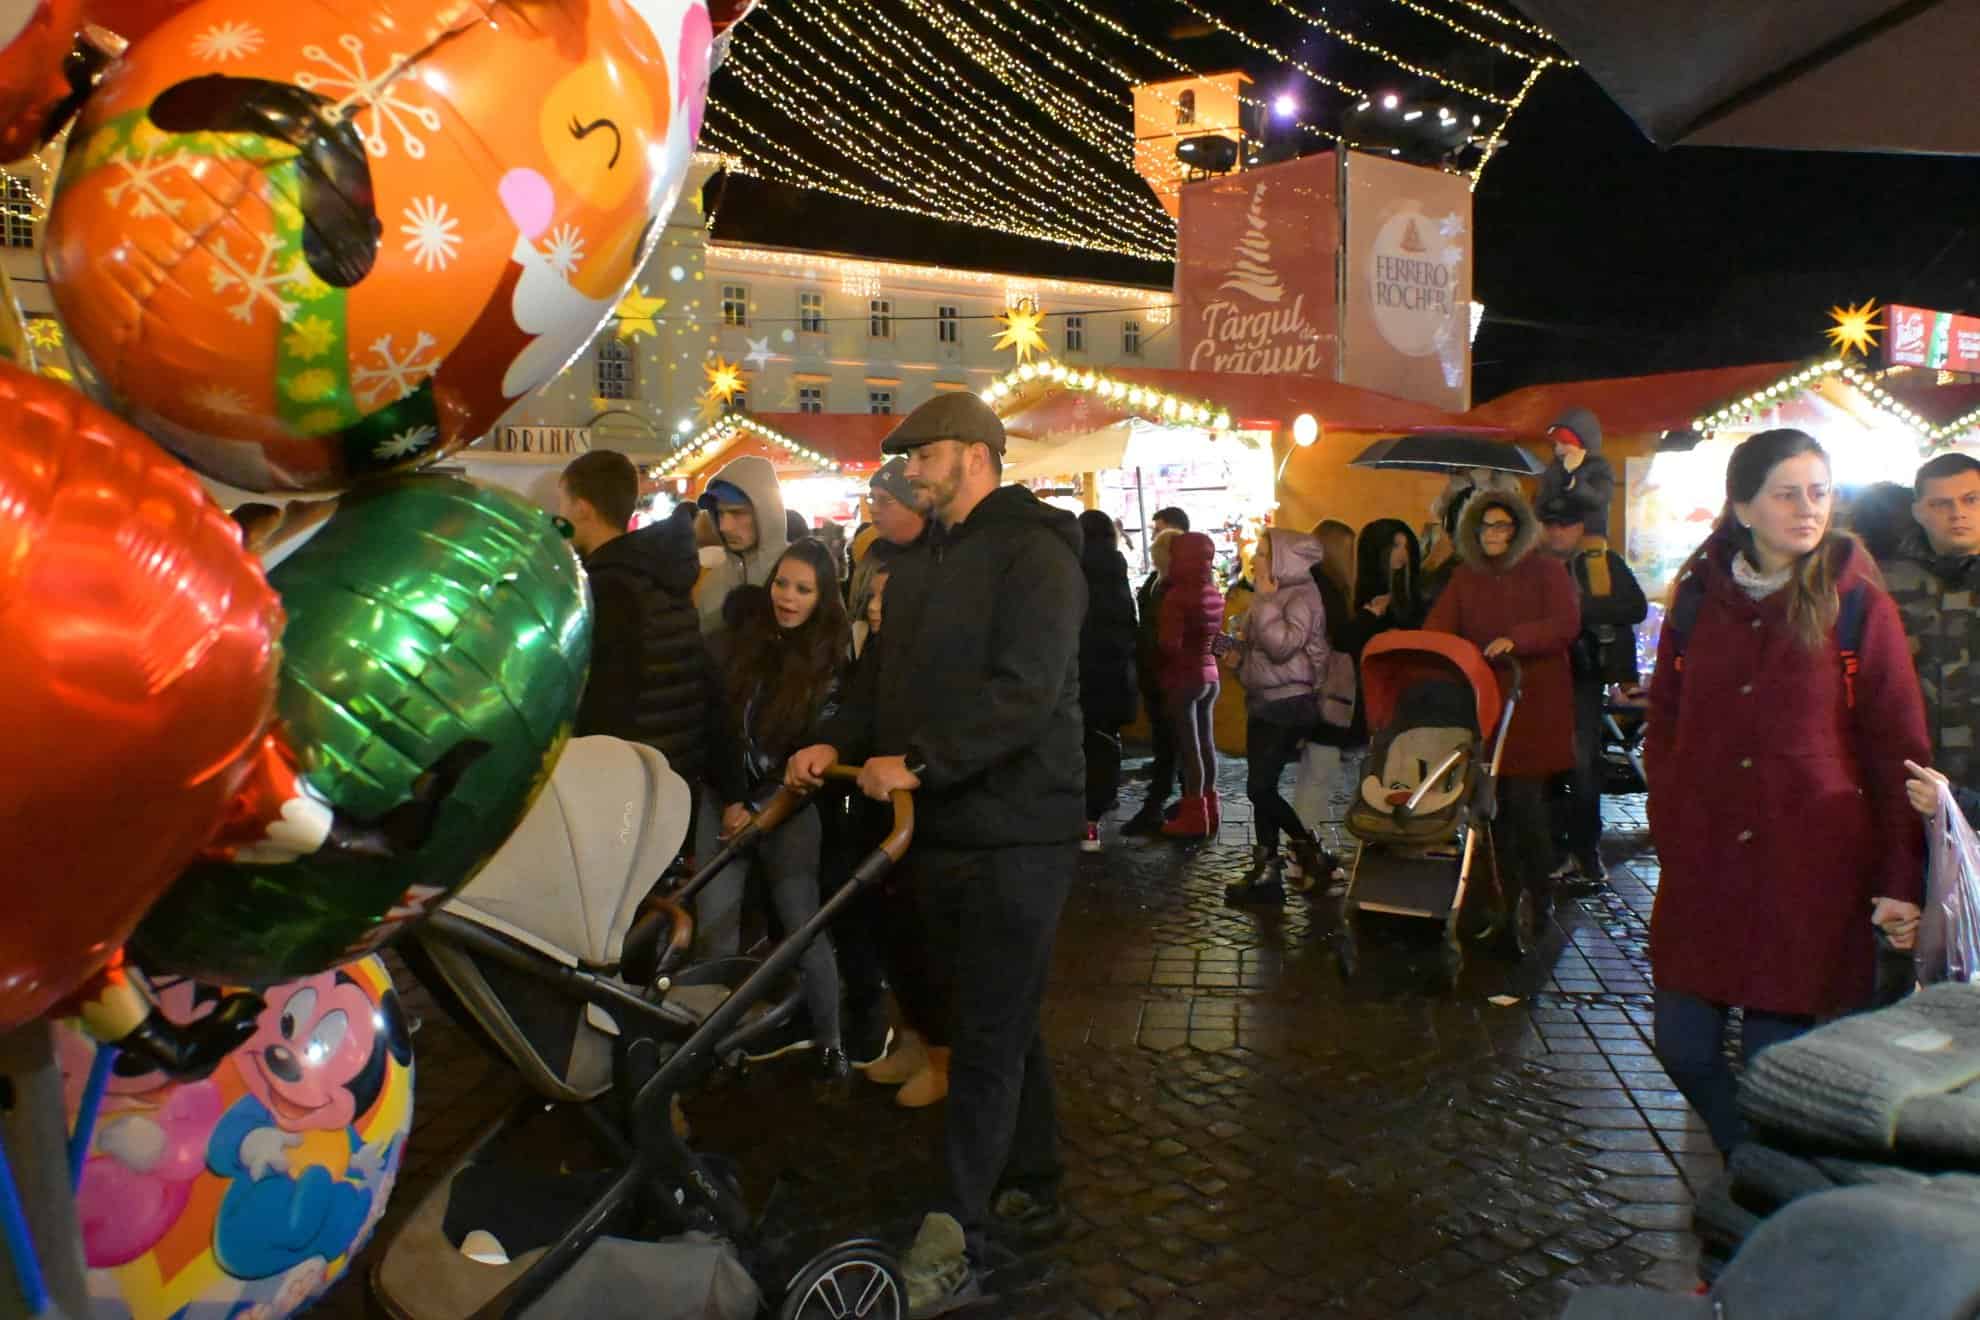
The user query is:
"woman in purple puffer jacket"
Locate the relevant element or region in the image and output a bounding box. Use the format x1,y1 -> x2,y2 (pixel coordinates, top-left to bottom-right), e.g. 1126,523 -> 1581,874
1228,529 -> 1337,904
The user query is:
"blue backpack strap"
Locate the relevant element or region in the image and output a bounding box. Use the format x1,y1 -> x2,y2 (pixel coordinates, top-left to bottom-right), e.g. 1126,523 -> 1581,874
1837,582 -> 1869,710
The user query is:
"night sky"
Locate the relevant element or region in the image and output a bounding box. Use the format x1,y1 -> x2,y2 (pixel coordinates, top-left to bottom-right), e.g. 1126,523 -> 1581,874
706,1 -> 1980,401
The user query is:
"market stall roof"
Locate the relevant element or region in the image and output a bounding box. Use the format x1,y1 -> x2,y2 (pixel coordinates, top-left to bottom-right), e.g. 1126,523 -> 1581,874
1467,362 -> 1801,439
649,411 -> 896,480
991,359 -> 1503,441
1514,0 -> 1980,155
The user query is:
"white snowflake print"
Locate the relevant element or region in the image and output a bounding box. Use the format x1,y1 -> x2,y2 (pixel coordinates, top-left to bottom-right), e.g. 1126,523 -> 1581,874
539,224 -> 586,278
353,332 -> 438,407
187,383 -> 251,416
297,34 -> 442,160
399,196 -> 460,272
106,144 -> 188,220
190,21 -> 264,62
374,424 -> 437,460
207,233 -> 307,325
1438,212 -> 1467,240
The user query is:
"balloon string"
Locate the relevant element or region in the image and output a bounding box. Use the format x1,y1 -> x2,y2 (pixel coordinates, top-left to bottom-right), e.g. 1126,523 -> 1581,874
69,1045 -> 116,1193
0,1123 -> 50,1316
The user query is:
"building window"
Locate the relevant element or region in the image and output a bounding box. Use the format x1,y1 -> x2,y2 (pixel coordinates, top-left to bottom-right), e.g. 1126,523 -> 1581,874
937,305 -> 959,344
721,284 -> 749,327
868,389 -> 894,415
595,338 -> 634,400
869,298 -> 893,339
1064,315 -> 1084,354
798,290 -> 824,333
798,385 -> 824,414
1123,320 -> 1142,356
2,177 -> 34,249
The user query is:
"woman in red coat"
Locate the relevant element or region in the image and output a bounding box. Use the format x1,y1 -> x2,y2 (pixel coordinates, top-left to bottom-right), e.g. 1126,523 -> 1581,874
1646,429 -> 1928,1156
1424,488 -> 1581,921
1158,531 -> 1225,839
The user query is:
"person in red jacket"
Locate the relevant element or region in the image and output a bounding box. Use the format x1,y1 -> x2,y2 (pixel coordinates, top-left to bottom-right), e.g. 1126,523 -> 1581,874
1645,428 -> 1928,1156
1424,488 -> 1580,926
1158,531 -> 1226,839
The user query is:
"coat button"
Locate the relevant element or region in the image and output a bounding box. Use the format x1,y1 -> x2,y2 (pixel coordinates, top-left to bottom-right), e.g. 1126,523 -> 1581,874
1751,619 -> 1762,629
1740,758 -> 1753,769
1740,683 -> 1754,695
1738,829 -> 1755,842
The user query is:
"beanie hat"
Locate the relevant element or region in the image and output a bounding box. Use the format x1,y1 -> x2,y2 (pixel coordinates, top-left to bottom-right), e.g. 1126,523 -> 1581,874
868,457 -> 916,507
1548,406 -> 1601,453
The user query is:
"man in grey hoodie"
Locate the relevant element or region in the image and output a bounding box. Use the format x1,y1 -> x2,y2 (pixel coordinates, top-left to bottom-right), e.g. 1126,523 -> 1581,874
694,453 -> 790,634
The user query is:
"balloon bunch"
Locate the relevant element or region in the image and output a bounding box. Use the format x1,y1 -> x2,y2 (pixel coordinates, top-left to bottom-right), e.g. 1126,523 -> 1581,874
0,0 -> 739,1313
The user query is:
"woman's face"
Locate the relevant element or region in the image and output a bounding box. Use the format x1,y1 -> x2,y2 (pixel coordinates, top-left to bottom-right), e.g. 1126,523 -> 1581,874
771,557 -> 821,630
1734,452 -> 1832,567
1389,533 -> 1409,573
1477,505 -> 1518,558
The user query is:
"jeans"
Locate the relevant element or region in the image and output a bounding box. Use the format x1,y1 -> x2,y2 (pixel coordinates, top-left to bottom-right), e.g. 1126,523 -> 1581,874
1246,699 -> 1318,852
1083,723 -> 1123,822
1551,676 -> 1606,863
1170,680 -> 1219,798
691,787 -> 751,959
912,843 -> 1072,1234
1652,990 -> 1814,1155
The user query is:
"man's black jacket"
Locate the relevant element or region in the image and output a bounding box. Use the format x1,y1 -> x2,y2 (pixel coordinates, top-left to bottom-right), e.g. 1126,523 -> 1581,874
819,483 -> 1086,849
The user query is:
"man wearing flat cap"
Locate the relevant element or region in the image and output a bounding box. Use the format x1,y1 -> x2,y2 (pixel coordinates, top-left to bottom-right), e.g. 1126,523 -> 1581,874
788,391 -> 1084,1310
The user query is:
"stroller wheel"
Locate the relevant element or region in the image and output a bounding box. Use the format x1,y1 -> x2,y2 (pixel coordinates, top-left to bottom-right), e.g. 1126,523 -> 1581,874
1496,882 -> 1542,960
778,1239 -> 908,1320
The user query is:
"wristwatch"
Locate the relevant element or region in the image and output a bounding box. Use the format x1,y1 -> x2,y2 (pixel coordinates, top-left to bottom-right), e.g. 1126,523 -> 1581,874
903,746 -> 928,779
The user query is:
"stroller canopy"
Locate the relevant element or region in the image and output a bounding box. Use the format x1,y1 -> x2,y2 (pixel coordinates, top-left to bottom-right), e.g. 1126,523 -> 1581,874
1361,631 -> 1504,740
444,735 -> 692,967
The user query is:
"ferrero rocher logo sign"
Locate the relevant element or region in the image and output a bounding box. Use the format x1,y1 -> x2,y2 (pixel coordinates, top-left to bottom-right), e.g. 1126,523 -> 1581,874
1370,210 -> 1460,357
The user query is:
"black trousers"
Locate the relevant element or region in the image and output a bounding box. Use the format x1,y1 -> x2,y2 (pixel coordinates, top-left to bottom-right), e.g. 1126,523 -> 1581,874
1550,677 -> 1606,862
1244,711 -> 1314,852
1142,687 -> 1177,809
910,843 -> 1072,1234
847,797 -> 948,1044
819,792 -> 888,1020
1083,723 -> 1122,821
1496,776 -> 1554,903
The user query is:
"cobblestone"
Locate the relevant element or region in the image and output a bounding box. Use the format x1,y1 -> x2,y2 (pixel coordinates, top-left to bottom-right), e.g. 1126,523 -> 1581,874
318,755 -> 1703,1319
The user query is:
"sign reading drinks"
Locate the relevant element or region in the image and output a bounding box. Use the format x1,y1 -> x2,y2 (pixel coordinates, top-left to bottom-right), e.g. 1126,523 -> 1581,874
1342,151 -> 1473,411
1176,152 -> 1339,378
1888,304 -> 1980,373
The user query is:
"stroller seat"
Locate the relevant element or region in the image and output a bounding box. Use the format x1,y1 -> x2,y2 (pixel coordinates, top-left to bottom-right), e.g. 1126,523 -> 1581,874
1348,678 -> 1479,846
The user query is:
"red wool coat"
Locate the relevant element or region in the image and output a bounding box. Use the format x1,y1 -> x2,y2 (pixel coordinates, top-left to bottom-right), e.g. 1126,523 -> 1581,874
1158,531 -> 1225,691
1423,495 -> 1580,779
1645,537 -> 1928,1019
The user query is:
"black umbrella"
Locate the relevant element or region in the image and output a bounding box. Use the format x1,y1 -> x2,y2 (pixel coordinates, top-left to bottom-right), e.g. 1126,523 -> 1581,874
1516,0 -> 1979,154
1349,433 -> 1543,477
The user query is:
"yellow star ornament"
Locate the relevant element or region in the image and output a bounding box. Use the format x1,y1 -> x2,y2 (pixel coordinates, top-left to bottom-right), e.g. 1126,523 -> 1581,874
615,285 -> 666,341
993,300 -> 1049,363
25,317 -> 61,351
703,356 -> 744,407
1825,300 -> 1884,358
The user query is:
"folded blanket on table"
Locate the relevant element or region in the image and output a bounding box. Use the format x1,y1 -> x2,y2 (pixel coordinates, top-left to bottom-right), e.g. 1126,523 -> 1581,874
1740,983 -> 1980,1155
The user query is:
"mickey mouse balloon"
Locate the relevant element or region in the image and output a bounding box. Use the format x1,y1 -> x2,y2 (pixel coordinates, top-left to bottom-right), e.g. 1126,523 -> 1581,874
45,0 -> 723,492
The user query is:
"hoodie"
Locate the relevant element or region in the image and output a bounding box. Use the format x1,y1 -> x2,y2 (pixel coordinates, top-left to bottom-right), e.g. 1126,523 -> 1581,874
1536,406 -> 1616,536
1423,490 -> 1580,778
817,483 -> 1088,849
1237,530 -> 1332,707
577,504 -> 719,785
696,454 -> 789,634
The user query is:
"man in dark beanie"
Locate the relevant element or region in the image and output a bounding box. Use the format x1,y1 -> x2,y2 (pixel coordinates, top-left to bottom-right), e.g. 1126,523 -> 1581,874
787,391 -> 1083,1312
1536,406 -> 1615,537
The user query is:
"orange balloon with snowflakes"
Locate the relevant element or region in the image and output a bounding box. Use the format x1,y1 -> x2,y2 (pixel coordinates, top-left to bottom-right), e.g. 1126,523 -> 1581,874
44,0 -> 726,492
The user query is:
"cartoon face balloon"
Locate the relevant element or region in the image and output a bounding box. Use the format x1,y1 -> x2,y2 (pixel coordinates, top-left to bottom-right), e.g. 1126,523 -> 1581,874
133,474 -> 590,985
45,0 -> 721,492
60,957 -> 413,1320
0,359 -> 283,1031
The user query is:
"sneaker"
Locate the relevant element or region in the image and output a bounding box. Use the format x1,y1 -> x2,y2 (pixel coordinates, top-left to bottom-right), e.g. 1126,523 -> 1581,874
903,1212 -> 978,1317
845,1008 -> 894,1070
989,1188 -> 1068,1245
1080,822 -> 1102,853
866,1029 -> 928,1085
814,1045 -> 853,1105
741,1016 -> 813,1062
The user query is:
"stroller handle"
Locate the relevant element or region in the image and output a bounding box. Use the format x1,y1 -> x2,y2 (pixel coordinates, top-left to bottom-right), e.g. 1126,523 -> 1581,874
821,764 -> 915,865
673,763 -> 916,908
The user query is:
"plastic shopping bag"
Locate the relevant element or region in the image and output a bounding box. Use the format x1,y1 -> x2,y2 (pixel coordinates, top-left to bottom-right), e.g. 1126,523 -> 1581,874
1919,779 -> 1980,984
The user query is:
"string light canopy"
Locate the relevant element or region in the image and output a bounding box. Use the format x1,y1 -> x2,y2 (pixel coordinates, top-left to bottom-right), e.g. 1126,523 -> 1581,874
983,357 -> 1235,433
705,0 -> 1565,255
652,415 -> 847,477
1688,357 -> 1980,448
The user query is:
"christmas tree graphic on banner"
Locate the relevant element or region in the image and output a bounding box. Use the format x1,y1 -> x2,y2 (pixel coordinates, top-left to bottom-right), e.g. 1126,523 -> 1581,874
1220,183 -> 1283,304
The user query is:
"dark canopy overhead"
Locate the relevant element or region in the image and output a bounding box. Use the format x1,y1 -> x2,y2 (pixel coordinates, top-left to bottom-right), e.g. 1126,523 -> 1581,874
1513,0 -> 1980,154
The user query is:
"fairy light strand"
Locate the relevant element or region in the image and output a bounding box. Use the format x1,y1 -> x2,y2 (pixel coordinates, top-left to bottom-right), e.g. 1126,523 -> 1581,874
1253,0 -> 1512,104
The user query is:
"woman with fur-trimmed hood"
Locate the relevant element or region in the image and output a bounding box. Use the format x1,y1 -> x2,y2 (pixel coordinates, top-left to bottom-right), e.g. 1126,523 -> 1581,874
1425,488 -> 1581,907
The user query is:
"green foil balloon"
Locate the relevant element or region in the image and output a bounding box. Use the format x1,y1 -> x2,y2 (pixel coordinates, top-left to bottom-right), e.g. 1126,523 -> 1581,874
132,476 -> 591,984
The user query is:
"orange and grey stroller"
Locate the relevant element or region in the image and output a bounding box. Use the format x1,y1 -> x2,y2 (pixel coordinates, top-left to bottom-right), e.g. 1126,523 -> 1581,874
373,735 -> 913,1320
1335,631 -> 1526,986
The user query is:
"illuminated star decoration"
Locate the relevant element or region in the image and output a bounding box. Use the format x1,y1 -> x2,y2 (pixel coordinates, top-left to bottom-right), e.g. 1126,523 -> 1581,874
744,335 -> 773,370
993,300 -> 1049,364
703,355 -> 744,407
614,284 -> 666,341
24,317 -> 61,350
1825,299 -> 1884,358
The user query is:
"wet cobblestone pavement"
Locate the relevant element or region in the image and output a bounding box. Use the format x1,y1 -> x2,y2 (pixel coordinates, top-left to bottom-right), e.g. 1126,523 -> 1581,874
323,755 -> 1710,1319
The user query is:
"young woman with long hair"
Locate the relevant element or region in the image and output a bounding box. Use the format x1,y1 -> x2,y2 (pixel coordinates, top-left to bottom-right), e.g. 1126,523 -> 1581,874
711,537 -> 856,1095
1645,429 -> 1928,1155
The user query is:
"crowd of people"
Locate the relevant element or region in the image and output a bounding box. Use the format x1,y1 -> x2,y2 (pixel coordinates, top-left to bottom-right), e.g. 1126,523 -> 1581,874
551,385 -> 1980,1309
